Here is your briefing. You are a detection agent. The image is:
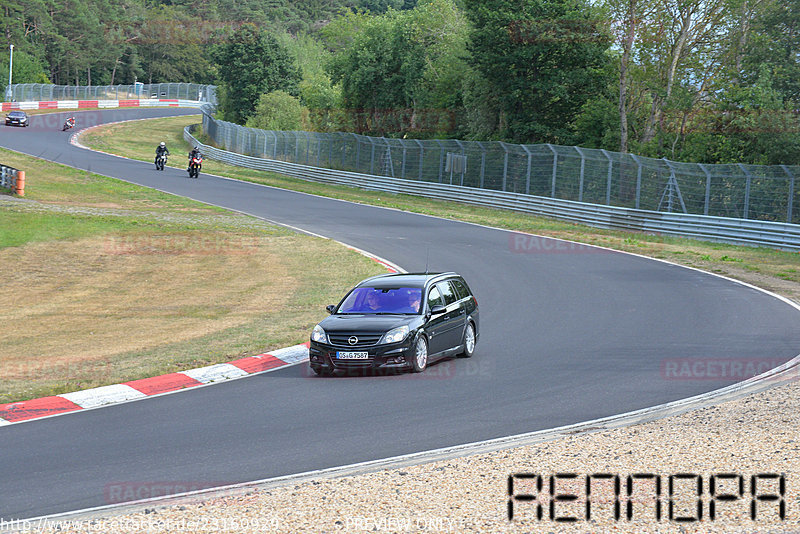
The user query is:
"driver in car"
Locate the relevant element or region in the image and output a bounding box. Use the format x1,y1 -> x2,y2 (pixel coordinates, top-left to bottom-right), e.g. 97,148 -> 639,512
365,292 -> 381,311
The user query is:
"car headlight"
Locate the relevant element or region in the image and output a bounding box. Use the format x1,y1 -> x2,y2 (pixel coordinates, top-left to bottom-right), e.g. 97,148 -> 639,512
381,325 -> 409,344
311,324 -> 328,344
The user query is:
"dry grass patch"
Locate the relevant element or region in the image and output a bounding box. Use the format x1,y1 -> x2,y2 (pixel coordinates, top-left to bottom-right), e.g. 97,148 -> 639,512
0,229 -> 385,402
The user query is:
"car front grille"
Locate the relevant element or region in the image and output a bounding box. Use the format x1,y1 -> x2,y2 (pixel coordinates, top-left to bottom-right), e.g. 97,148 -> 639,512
328,333 -> 382,347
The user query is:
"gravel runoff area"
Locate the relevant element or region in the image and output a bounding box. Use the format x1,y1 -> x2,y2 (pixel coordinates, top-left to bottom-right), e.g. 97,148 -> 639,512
4,197 -> 800,534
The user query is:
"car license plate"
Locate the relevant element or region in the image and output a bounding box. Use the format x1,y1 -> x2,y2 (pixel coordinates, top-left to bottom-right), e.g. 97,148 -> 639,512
336,351 -> 369,360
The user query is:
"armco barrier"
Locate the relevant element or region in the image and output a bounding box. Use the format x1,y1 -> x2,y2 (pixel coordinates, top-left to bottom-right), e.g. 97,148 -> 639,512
0,164 -> 22,195
183,126 -> 800,250
0,99 -> 204,111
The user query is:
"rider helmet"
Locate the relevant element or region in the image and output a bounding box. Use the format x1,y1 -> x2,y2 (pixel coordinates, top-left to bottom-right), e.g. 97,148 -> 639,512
160,142 -> 165,147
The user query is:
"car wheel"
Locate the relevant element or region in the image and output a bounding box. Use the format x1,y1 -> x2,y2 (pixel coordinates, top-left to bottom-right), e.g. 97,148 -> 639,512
457,322 -> 476,358
412,335 -> 428,373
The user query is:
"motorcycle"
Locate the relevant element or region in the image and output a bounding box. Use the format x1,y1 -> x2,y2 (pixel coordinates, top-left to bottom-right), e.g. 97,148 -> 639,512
155,153 -> 168,171
188,154 -> 203,179
62,117 -> 75,131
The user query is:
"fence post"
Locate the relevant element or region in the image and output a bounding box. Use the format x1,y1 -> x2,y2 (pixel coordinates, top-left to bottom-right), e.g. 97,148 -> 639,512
738,163 -> 752,219
630,154 -> 643,209
477,142 -> 486,189
575,146 -> 586,203
455,140 -> 465,186
523,145 -> 533,195
436,140 -> 445,183
355,134 -> 361,171
698,163 -> 712,216
502,142 -> 510,192
601,149 -> 613,205
415,139 -> 424,180
369,138 -> 376,174
781,165 -> 795,223
546,144 -> 558,198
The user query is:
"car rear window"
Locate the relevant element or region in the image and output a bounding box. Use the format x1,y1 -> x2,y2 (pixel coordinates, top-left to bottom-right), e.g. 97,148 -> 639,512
450,278 -> 469,300
437,281 -> 458,305
337,287 -> 422,314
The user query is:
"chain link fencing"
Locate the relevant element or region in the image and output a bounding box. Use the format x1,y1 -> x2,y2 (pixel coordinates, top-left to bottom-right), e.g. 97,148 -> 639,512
8,83 -> 216,103
200,105 -> 800,225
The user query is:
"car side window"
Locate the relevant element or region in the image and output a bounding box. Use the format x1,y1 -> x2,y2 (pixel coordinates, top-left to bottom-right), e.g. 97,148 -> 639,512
450,279 -> 468,300
437,281 -> 458,305
427,285 -> 443,310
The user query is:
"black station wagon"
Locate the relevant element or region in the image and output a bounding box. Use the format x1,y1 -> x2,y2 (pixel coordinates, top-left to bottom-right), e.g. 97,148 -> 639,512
309,272 -> 479,375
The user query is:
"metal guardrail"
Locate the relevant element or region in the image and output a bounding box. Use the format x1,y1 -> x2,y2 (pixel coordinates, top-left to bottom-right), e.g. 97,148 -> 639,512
184,125 -> 800,250
8,83 -> 217,104
0,164 -> 19,190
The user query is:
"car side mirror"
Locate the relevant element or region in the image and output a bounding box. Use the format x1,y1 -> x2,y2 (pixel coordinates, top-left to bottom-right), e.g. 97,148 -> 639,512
326,304 -> 336,314
430,305 -> 447,316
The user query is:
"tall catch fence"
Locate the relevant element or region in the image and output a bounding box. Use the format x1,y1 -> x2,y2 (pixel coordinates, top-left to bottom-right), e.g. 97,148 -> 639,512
200,105 -> 800,225
8,83 -> 216,103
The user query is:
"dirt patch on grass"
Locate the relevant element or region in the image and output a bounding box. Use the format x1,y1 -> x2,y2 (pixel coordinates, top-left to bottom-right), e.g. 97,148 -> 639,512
0,232 -> 294,399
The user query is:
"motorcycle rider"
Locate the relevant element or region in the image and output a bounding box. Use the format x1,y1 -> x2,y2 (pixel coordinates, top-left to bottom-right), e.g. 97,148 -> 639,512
155,141 -> 170,165
187,146 -> 202,171
63,116 -> 76,129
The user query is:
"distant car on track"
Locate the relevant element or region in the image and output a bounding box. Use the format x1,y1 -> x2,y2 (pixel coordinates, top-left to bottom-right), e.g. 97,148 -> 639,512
5,110 -> 29,127
309,272 -> 479,375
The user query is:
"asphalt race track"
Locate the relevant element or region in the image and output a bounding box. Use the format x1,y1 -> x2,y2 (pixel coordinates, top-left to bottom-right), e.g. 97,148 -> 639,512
2,108 -> 800,519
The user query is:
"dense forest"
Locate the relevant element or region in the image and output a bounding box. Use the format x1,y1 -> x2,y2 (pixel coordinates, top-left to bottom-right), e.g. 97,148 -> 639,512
2,0 -> 799,165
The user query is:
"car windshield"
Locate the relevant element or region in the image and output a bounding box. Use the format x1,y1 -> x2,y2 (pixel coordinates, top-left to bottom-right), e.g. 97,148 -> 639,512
8,112 -> 25,117
337,287 -> 422,314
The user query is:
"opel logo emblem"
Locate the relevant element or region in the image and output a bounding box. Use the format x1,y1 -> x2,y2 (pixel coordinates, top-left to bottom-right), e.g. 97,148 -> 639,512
348,336 -> 358,345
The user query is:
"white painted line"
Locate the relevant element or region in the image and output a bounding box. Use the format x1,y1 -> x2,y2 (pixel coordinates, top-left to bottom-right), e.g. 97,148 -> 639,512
0,417 -> 10,426
269,344 -> 309,365
59,384 -> 146,410
181,363 -> 249,384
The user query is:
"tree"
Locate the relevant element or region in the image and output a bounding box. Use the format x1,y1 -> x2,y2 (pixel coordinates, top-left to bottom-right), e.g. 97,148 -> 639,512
326,11 -> 426,135
134,5 -> 215,85
212,24 -> 301,124
245,90 -> 309,130
0,49 -> 50,89
744,0 -> 800,104
463,0 -> 613,144
325,0 -> 469,136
